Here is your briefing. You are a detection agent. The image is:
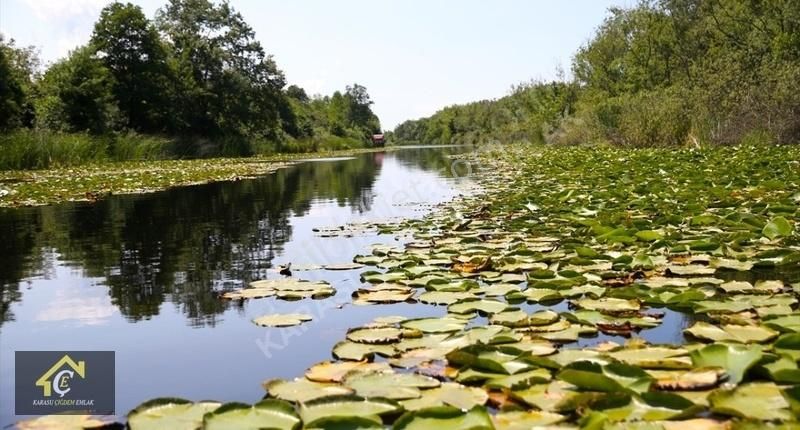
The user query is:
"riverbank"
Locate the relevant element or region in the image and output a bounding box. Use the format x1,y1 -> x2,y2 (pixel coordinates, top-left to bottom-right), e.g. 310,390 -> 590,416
0,146 -> 397,207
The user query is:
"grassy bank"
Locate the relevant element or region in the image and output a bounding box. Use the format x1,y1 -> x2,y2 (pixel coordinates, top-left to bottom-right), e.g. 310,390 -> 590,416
0,145 -> 394,207
0,129 -> 372,171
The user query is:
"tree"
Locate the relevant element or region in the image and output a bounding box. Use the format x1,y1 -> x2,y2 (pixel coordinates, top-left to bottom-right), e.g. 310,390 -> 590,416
91,2 -> 173,132
36,46 -> 118,134
345,83 -> 380,136
0,36 -> 39,129
155,0 -> 287,141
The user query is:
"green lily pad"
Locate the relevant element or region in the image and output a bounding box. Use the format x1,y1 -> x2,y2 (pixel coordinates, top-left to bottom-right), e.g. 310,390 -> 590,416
573,297 -> 640,313
689,343 -> 763,384
401,317 -> 468,333
224,278 -> 335,300
346,327 -> 404,344
492,410 -> 566,429
332,341 -> 395,361
252,313 -> 313,327
557,361 -> 652,393
418,291 -> 474,305
128,398 -> 221,430
607,347 -> 691,369
306,361 -> 391,383
763,216 -> 793,239
589,392 -> 701,422
400,383 -> 489,411
263,378 -> 353,402
684,321 -> 778,343
394,406 -> 493,430
203,399 -> 300,430
709,382 -> 793,421
299,395 -> 399,426
343,371 -> 440,400
448,298 -> 509,315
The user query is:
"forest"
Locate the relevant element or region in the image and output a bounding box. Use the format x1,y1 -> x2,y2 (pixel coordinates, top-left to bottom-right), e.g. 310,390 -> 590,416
0,0 -> 381,170
393,0 -> 800,147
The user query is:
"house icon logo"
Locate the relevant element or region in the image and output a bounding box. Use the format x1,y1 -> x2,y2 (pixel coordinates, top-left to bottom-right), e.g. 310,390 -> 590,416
34,354 -> 86,398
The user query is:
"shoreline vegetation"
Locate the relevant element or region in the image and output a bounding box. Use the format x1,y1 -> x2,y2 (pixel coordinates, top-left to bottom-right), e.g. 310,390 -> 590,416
392,1 -> 800,148
1,0 -> 382,172
0,146 -> 398,208
17,143 -> 800,428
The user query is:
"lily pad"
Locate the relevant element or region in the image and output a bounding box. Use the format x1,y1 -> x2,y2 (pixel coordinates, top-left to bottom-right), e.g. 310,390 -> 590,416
252,313 -> 313,327
491,410 -> 565,429
263,378 -> 353,402
557,361 -> 653,393
401,317 -> 468,333
332,341 -> 395,361
400,383 -> 489,411
394,406 -> 493,430
689,343 -> 763,384
128,398 -> 221,430
346,327 -> 404,344
305,361 -> 391,383
684,321 -> 778,343
203,399 -> 300,430
343,371 -> 440,399
763,216 -> 793,239
298,395 -> 399,426
709,382 -> 793,421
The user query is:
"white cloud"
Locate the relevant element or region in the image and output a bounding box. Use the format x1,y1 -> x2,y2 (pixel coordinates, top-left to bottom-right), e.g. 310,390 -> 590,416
22,0 -> 107,22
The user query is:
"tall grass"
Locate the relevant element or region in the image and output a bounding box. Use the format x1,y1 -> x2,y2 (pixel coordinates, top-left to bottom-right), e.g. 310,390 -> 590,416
0,130 -> 107,170
110,132 -> 172,161
0,128 -> 369,171
0,130 -> 175,170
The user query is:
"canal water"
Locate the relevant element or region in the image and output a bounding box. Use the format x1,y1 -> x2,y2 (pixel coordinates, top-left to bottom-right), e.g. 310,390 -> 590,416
0,146 -> 478,426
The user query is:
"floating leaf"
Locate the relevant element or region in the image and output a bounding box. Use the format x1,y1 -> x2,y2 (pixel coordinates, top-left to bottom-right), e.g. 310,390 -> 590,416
299,395 -> 398,427
400,383 -> 489,411
763,216 -> 794,239
684,321 -> 778,343
709,382 -> 793,421
252,313 -> 313,327
263,378 -> 353,402
689,343 -> 763,384
343,371 -> 440,400
557,361 -> 652,393
492,410 -> 565,429
394,406 -> 493,430
305,361 -> 391,383
127,398 -> 220,430
203,399 -> 300,430
346,327 -> 403,344
401,317 -> 468,333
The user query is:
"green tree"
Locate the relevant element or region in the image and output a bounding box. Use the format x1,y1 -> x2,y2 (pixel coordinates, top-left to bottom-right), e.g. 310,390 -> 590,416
156,0 -> 287,143
36,46 -> 119,134
91,2 -> 173,132
0,36 -> 38,129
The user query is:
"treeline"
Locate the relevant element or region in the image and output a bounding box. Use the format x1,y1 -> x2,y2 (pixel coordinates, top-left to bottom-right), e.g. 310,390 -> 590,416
0,0 -> 381,169
394,0 -> 800,147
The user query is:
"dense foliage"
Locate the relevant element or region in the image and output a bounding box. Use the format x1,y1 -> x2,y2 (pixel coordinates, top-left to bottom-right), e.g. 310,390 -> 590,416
0,0 -> 381,168
394,0 -> 800,147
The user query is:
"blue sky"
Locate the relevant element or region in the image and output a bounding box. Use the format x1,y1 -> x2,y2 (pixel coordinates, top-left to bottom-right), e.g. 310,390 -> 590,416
0,0 -> 632,129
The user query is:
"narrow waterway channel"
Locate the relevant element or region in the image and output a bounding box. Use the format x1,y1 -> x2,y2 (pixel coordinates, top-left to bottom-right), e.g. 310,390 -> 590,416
0,146 -> 478,426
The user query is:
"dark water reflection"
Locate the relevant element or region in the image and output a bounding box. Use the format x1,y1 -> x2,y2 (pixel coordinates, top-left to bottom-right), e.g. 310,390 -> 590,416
0,146 -> 475,424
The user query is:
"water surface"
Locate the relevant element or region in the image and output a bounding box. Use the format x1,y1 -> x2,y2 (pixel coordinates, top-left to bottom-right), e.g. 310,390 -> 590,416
0,146 -> 476,425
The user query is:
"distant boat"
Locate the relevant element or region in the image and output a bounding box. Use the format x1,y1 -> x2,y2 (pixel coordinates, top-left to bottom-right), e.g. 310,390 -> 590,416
371,134 -> 385,147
